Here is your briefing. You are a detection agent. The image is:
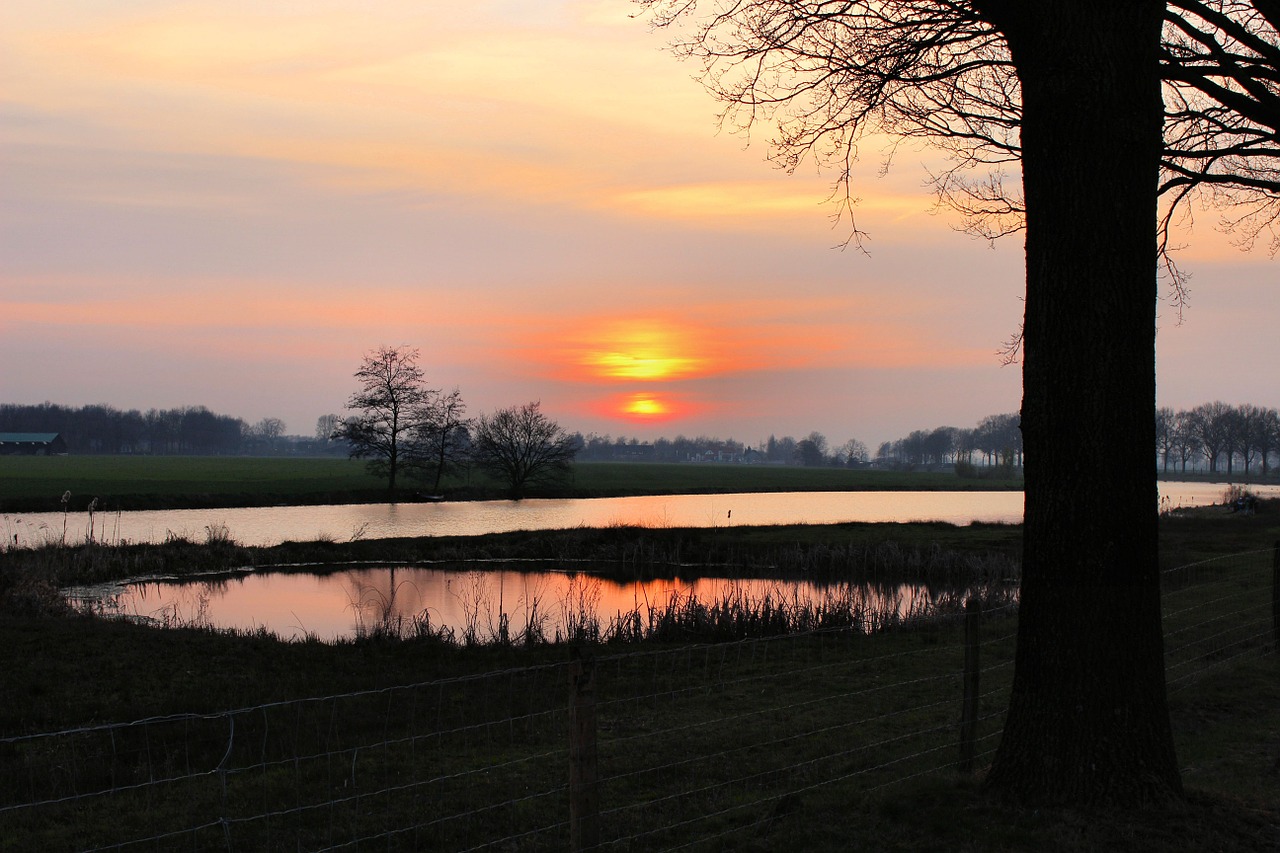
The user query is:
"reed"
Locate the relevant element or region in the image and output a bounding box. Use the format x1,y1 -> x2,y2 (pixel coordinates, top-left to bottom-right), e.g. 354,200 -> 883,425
250,571 -> 1017,649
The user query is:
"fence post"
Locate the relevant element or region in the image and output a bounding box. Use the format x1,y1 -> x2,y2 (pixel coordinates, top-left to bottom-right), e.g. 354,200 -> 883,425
1272,542 -> 1279,649
958,598 -> 981,773
569,646 -> 599,852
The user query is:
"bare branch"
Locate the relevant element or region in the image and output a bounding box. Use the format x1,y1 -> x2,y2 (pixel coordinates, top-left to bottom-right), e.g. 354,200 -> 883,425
641,0 -> 1280,259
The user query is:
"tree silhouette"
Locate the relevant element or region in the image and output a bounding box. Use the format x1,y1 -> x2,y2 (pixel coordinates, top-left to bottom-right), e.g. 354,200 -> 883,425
335,346 -> 433,492
415,387 -> 471,493
641,0 -> 1277,804
470,402 -> 578,496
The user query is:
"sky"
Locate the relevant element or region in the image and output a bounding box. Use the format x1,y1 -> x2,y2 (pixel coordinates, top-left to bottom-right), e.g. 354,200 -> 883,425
3,0 -> 1276,450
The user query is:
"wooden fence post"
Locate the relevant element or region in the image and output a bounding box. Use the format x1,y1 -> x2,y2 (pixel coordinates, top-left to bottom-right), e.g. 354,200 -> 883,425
1272,542 -> 1279,649
959,598 -> 981,773
569,646 -> 599,852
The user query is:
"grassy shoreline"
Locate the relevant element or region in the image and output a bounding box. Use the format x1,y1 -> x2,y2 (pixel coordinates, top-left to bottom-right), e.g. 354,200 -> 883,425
3,520 -> 1022,589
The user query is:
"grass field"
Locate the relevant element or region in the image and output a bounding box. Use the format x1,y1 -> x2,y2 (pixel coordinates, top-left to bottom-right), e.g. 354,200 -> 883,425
0,455 -> 388,509
0,456 -> 1020,511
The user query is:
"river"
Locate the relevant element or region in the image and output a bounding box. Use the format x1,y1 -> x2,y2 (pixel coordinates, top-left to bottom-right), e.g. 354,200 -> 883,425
51,479 -> 1271,642
6,480 -> 1272,549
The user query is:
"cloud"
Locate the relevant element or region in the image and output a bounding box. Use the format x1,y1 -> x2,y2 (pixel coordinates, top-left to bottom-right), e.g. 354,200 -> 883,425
2,0 -> 1270,450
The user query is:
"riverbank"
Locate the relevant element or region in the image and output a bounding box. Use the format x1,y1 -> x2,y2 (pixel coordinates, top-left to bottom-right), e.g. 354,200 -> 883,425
3,520 -> 1023,594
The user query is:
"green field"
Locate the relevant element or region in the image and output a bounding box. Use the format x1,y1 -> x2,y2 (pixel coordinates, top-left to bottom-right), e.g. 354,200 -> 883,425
0,456 -> 1019,511
0,455 -> 388,509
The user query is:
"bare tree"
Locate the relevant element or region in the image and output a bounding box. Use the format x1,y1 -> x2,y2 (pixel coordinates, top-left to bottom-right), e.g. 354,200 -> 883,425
414,387 -> 471,493
1156,406 -> 1177,471
245,417 -> 286,454
836,438 -> 870,465
470,402 -> 578,496
924,426 -> 958,465
1189,400 -> 1234,472
795,431 -> 829,466
1162,1 -> 1280,258
1172,409 -> 1204,472
954,427 -> 978,464
765,434 -> 797,464
252,417 -> 286,439
334,346 -> 433,492
315,414 -> 341,442
1222,404 -> 1249,476
1234,403 -> 1264,474
875,440 -> 896,466
1253,406 -> 1280,475
641,0 -> 1278,804
974,412 -> 1021,467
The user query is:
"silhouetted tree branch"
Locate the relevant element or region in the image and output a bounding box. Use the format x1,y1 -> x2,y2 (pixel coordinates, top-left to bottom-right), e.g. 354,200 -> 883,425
637,0 -> 1280,806
414,387 -> 471,494
470,402 -> 578,496
1163,1 -> 1280,256
334,346 -> 434,492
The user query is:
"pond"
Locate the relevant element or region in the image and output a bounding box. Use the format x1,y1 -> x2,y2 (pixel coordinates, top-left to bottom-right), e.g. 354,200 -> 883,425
68,564 -> 1001,643
6,480 -> 1265,549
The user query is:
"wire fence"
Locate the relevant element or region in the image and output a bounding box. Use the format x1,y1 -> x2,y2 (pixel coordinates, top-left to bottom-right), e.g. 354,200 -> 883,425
1,546 -> 1275,852
1161,547 -> 1278,692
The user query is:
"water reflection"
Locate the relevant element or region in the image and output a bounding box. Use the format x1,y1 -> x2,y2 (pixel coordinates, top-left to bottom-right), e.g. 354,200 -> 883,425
10,481 -> 1268,549
73,565 -> 995,643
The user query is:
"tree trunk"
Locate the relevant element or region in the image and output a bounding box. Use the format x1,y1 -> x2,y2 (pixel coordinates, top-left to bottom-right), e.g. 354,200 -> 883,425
985,1 -> 1182,804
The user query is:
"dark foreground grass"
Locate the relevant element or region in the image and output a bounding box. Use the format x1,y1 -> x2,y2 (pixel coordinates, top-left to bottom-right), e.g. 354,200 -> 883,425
0,609 -> 1274,851
0,456 -> 1018,512
0,510 -> 1276,850
1160,500 -> 1280,565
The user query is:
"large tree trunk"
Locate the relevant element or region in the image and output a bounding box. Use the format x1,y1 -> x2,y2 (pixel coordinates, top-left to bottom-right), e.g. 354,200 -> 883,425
984,1 -> 1183,804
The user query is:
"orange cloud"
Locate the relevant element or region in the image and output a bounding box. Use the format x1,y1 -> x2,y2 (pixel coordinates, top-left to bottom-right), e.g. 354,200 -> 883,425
510,298 -> 999,400
576,320 -> 721,382
530,316 -> 755,385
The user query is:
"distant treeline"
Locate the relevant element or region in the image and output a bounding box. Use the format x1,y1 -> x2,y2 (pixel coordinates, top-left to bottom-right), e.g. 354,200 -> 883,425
571,431 -> 872,467
875,413 -> 1023,470
0,402 -> 339,456
11,399 -> 1273,475
1157,402 -> 1279,477
570,423 -> 1025,471
874,402 -> 1280,478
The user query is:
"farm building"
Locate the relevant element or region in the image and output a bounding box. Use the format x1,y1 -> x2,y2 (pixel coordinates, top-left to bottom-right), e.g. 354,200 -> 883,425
0,433 -> 69,456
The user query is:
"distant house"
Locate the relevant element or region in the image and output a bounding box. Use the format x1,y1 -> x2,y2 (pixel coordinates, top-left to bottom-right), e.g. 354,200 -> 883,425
0,433 -> 69,456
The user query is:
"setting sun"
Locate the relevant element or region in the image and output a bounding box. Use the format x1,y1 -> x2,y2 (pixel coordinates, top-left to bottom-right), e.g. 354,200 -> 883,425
623,394 -> 669,417
593,391 -> 699,424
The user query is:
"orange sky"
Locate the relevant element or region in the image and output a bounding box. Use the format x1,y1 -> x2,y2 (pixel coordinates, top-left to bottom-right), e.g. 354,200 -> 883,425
2,0 -> 1275,446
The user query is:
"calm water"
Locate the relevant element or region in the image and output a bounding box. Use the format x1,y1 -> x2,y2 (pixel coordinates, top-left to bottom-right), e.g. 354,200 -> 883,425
7,481 -> 1266,549
52,479 -> 1267,642
69,566 -> 961,643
